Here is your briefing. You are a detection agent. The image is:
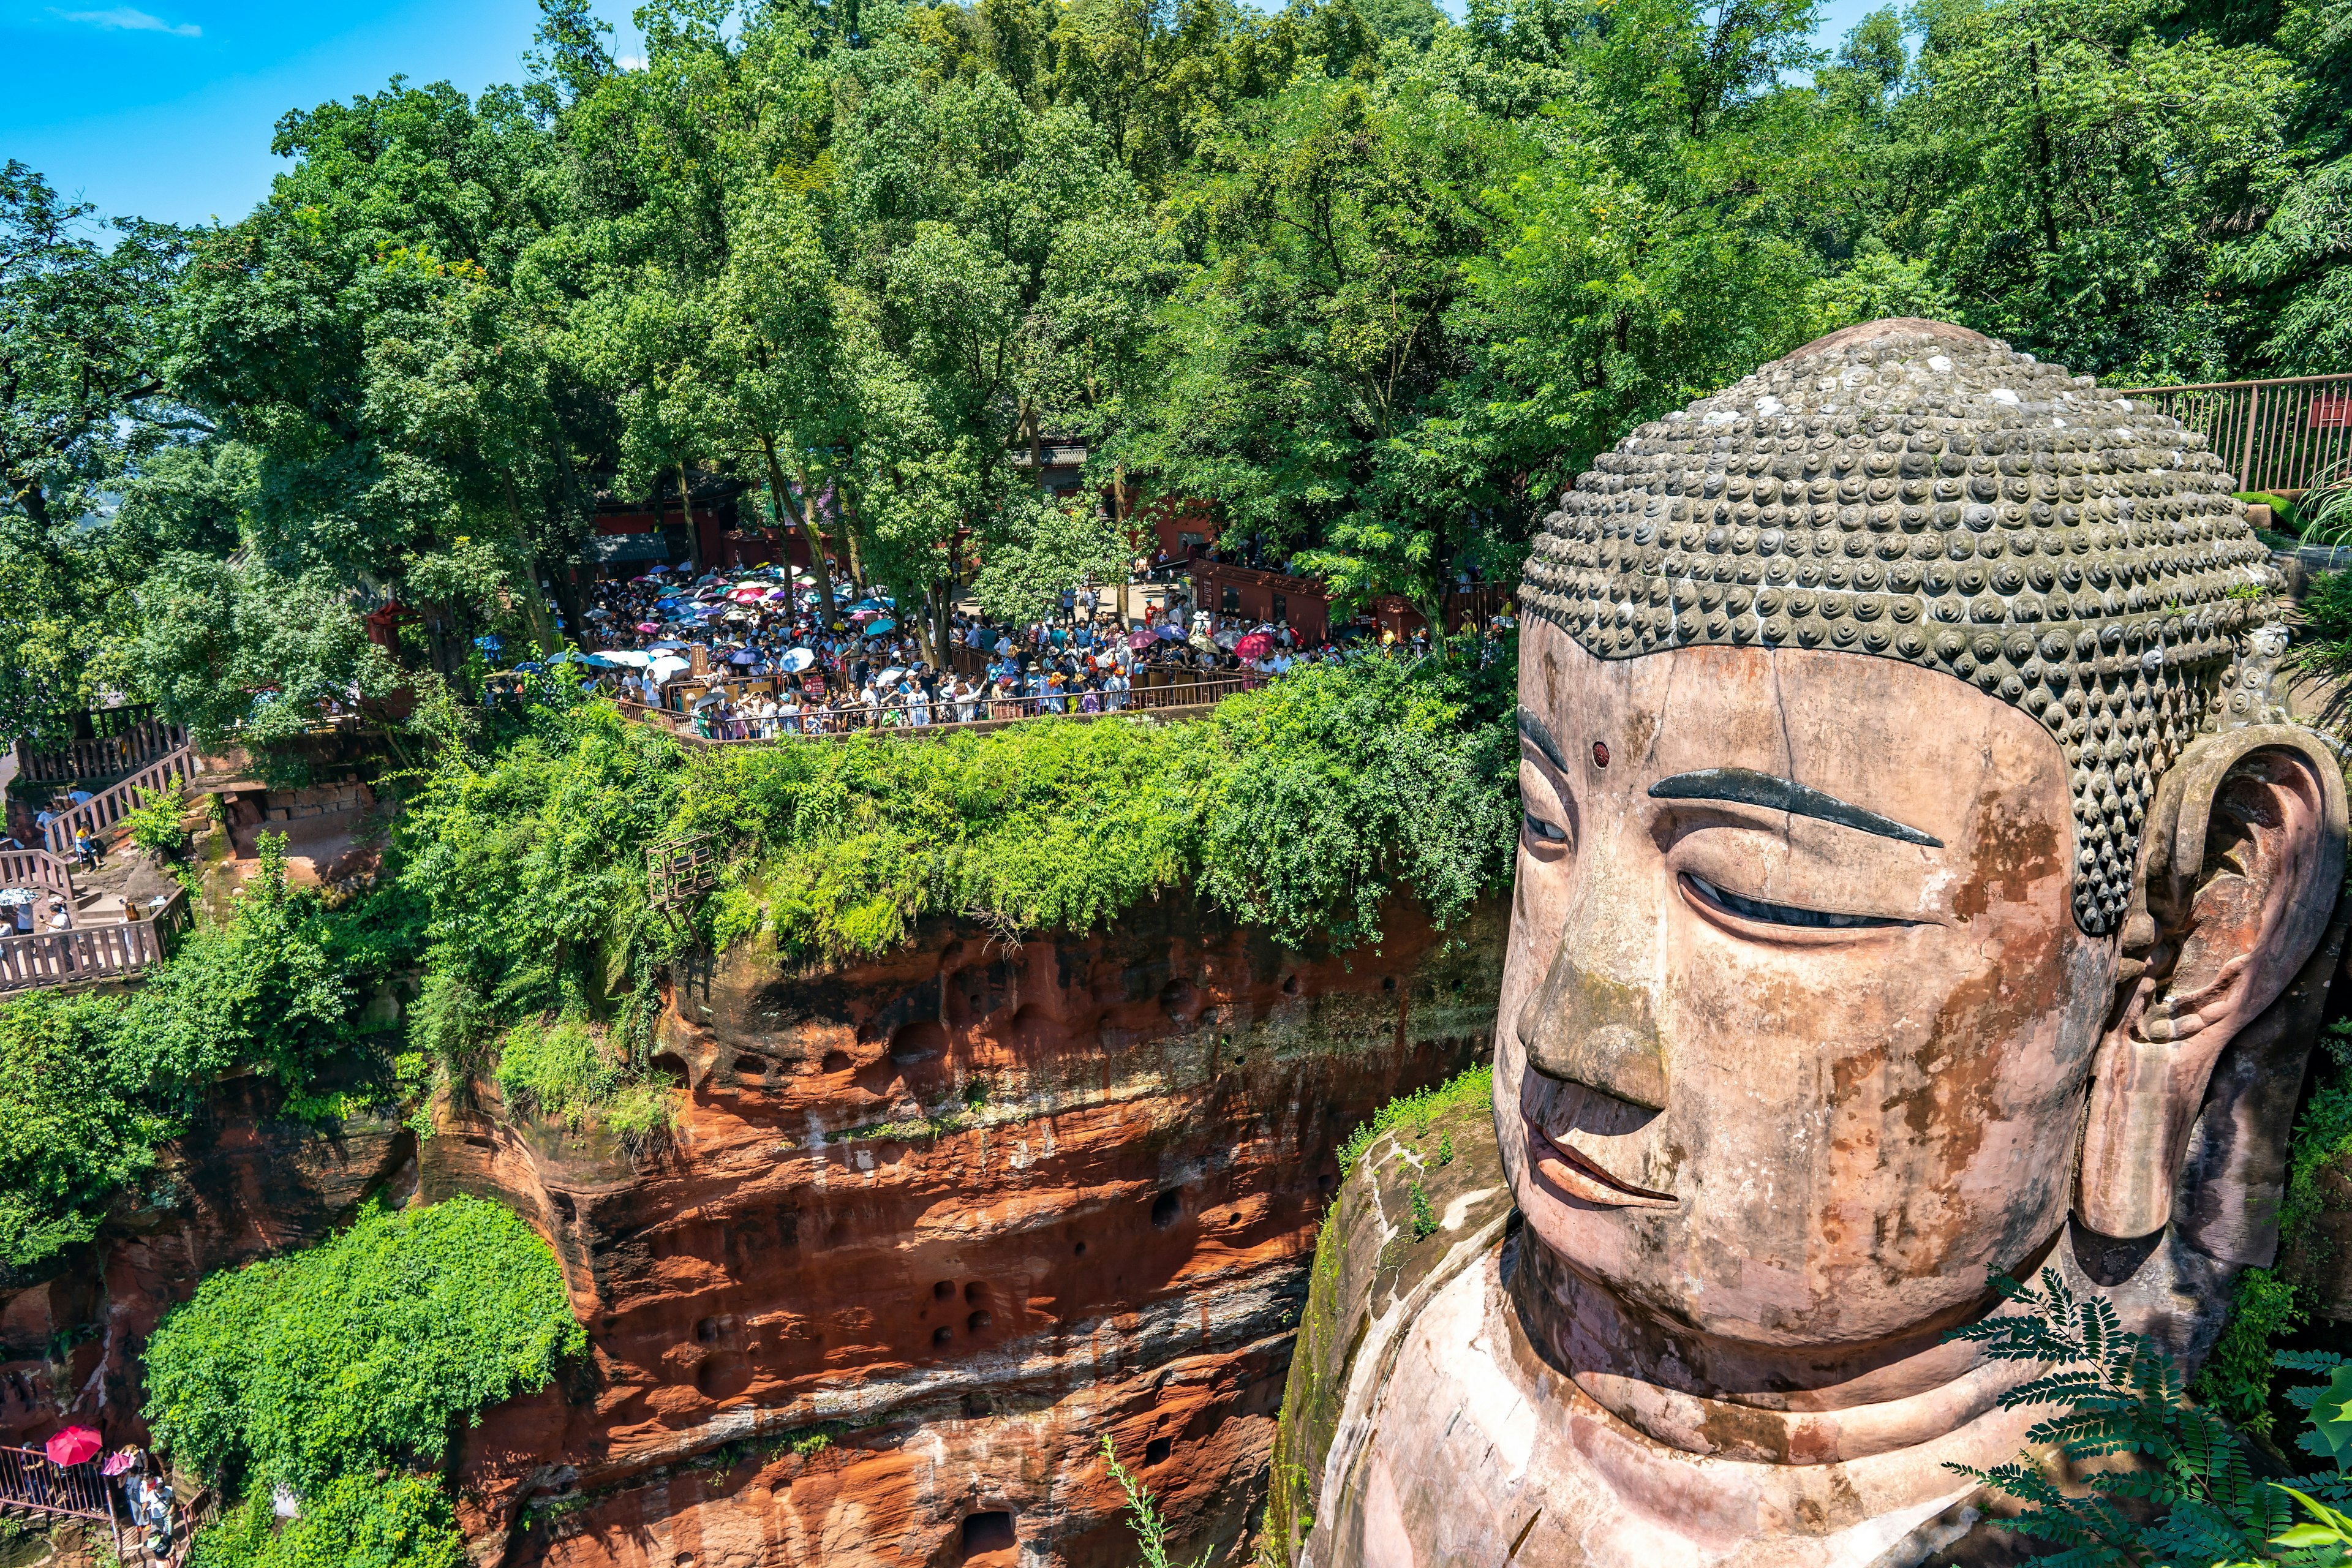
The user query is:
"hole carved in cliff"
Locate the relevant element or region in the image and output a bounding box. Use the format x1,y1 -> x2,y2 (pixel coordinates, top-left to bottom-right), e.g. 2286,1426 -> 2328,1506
967,1310 -> 992,1332
891,1020 -> 946,1065
960,1512 -> 1017,1559
1150,1190 -> 1182,1229
1145,1436 -> 1174,1466
820,1050 -> 852,1074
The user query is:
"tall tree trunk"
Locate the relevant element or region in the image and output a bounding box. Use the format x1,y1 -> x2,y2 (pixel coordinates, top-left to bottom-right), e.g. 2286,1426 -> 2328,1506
676,462 -> 703,575
1112,463 -> 1134,627
500,477 -> 560,654
844,522 -> 869,592
766,439 -> 839,625
2027,42 -> 2061,257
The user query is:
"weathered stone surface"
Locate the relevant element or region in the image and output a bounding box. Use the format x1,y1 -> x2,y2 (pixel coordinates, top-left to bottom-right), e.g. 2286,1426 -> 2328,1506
1,891 -> 1498,1567
0,1071 -> 413,1450
451,895 -> 1500,1568
1279,319 -> 2350,1568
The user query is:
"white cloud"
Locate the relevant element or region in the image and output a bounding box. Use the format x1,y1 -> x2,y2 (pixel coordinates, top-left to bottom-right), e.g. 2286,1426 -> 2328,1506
617,53 -> 647,70
53,7 -> 202,36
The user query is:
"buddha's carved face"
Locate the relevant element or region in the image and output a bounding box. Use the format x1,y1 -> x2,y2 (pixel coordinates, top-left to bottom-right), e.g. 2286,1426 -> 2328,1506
1496,618 -> 2114,1348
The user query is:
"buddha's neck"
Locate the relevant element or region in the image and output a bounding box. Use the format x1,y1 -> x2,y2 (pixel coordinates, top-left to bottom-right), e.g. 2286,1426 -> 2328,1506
1509,1231 -> 2054,1465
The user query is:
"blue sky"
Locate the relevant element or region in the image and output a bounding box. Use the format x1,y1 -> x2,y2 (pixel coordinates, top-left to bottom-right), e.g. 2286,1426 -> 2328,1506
2,0 -> 1884,231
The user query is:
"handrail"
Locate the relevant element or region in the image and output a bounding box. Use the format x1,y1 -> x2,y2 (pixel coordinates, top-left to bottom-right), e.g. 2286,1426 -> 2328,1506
2113,371 -> 2352,396
668,674 -> 1265,743
2108,372 -> 2352,494
17,712 -> 187,786
0,919 -> 171,993
0,848 -> 77,929
42,746 -> 195,856
0,1445 -> 121,1528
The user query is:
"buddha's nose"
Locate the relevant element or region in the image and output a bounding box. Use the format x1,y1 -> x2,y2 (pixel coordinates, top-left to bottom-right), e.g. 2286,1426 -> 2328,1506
1515,945 -> 1668,1110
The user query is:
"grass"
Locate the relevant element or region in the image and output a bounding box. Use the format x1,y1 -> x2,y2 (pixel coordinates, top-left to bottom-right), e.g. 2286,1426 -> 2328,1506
1333,1063 -> 1491,1175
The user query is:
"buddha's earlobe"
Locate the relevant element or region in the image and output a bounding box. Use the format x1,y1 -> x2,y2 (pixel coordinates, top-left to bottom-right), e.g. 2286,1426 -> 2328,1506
2076,725 -> 2347,1240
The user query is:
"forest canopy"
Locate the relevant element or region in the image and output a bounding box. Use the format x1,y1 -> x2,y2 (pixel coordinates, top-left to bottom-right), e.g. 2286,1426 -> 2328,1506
0,0 -> 2339,747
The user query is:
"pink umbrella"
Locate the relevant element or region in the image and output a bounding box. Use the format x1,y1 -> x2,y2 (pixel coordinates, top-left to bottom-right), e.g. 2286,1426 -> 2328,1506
1127,629 -> 1155,650
45,1427 -> 102,1467
635,621 -> 660,635
1235,632 -> 1273,660
730,589 -> 766,604
101,1447 -> 139,1477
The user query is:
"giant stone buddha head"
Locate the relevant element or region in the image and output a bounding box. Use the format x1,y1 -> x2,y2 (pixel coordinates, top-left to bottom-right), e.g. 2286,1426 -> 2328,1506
1496,318 -> 2347,1461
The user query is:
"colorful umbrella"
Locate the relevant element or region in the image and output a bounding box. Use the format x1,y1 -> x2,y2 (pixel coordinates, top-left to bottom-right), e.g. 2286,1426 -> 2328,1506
779,649 -> 816,673
1156,624 -> 1184,641
863,618 -> 897,637
1235,632 -> 1273,660
1127,629 -> 1156,650
729,649 -> 758,665
45,1427 -> 102,1467
102,1447 -> 138,1477
635,621 -> 660,635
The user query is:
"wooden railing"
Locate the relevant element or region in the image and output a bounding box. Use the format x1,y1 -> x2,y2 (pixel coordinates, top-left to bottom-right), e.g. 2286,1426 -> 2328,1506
17,712 -> 187,786
0,917 -> 175,993
2115,372 -> 2352,495
0,1446 -> 121,1542
41,746 -> 195,856
668,673 -> 1263,743
0,848 -> 77,927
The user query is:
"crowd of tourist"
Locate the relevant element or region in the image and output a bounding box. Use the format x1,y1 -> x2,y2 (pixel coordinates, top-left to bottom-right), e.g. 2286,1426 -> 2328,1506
567,561 -> 1342,740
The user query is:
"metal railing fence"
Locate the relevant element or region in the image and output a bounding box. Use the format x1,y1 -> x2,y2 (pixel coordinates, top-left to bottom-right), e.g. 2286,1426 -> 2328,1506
2114,372 -> 2352,496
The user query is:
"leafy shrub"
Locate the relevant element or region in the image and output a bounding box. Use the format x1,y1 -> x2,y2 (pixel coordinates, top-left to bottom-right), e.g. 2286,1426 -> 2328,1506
123,782 -> 192,859
665,650 -> 1516,964
2195,1267 -> 2307,1436
494,1019 -> 619,1128
1953,1268 -> 2352,1564
191,1474 -> 462,1568
0,990 -> 177,1265
143,1196 -> 584,1498
0,834 -> 400,1264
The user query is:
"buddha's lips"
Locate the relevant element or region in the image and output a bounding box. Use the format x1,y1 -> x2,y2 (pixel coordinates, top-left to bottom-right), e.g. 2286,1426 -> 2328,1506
1525,1117 -> 1679,1208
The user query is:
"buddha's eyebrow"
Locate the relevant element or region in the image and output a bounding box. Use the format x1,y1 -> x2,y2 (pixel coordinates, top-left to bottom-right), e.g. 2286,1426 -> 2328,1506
1648,769 -> 1943,848
1516,713 -> 1571,773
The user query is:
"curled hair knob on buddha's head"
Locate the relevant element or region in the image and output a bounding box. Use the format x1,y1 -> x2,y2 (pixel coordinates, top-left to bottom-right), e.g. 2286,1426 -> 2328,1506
1521,317 -> 2280,934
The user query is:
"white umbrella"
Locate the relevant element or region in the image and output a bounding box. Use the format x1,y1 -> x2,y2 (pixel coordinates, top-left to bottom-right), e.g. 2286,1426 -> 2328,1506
780,649 -> 816,674
597,649 -> 655,668
649,656 -> 692,683
875,667 -> 907,687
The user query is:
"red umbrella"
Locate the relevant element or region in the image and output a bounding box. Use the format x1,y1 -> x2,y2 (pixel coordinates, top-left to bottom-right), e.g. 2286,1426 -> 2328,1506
1235,632 -> 1273,660
45,1427 -> 102,1466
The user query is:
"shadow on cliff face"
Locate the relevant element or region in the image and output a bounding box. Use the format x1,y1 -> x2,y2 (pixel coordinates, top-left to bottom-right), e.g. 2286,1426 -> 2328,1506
453,892 -> 1505,1568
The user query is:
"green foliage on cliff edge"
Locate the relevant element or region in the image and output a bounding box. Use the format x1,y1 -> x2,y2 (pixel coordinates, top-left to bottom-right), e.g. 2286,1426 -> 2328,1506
0,834 -> 401,1268
148,1195 -> 581,1568
679,647 -> 1518,965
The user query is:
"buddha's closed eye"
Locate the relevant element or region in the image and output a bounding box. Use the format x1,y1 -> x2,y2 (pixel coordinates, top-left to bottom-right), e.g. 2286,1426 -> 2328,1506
1681,872 -> 1911,931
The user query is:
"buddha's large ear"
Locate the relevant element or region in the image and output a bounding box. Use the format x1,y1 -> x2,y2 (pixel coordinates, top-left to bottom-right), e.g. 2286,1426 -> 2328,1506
2077,724 -> 2347,1238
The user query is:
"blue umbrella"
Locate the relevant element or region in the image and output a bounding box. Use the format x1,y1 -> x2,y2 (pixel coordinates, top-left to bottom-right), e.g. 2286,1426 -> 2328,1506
864,617 -> 897,637
474,635 -> 504,652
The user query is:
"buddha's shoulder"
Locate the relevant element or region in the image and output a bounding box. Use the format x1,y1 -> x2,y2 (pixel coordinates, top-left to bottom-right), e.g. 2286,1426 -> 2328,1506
1265,1081 -> 1514,1561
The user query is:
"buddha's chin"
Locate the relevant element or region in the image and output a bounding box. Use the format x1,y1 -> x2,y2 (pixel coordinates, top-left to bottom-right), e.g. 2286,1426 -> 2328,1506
1523,1117 -> 1678,1209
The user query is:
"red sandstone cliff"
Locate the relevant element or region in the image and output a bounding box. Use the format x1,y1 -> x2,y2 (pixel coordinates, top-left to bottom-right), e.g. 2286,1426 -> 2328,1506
0,894 -> 1502,1568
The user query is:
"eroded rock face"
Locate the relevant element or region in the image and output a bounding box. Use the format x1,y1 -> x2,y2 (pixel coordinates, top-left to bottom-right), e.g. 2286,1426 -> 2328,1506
439,895 -> 1501,1568
0,1072 -> 415,1452
0,895 -> 1495,1568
